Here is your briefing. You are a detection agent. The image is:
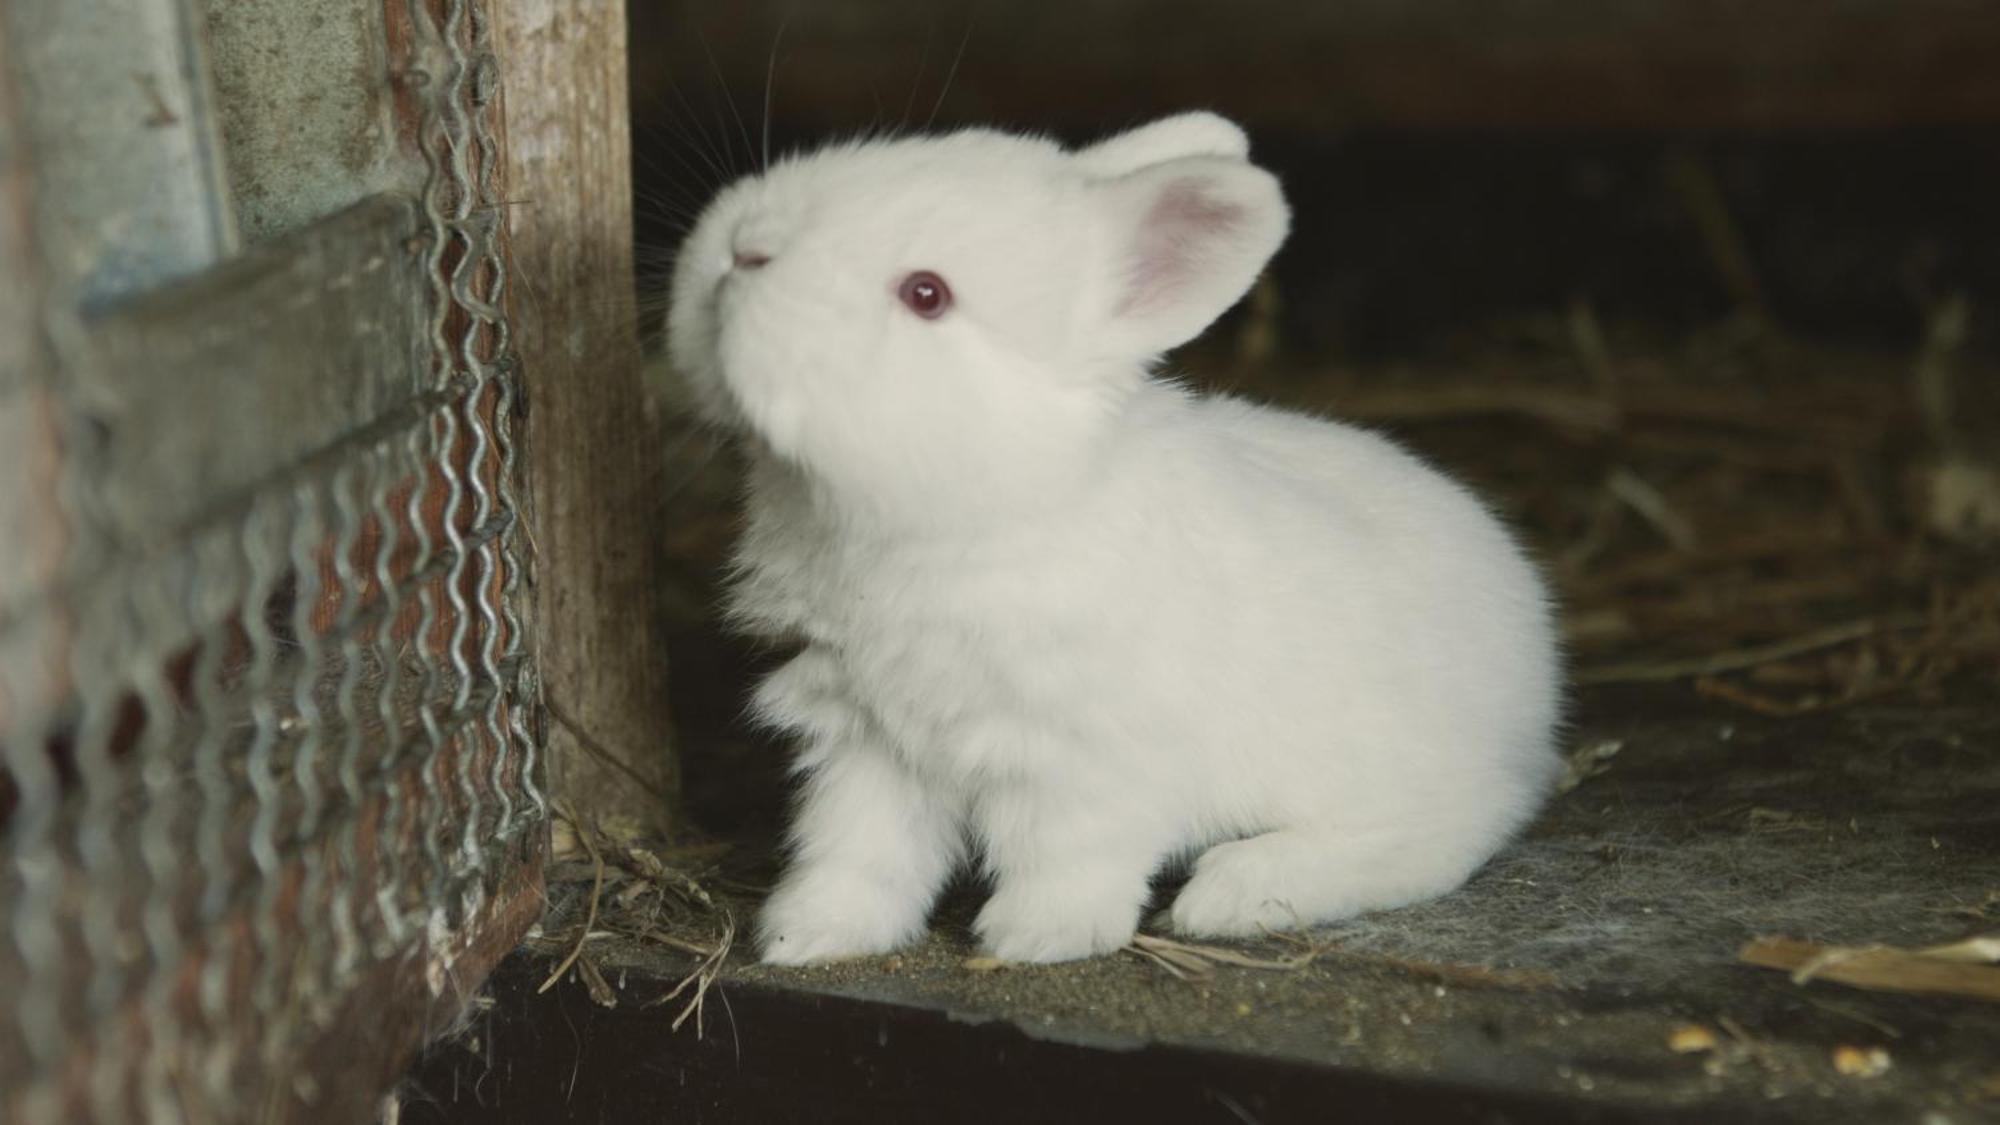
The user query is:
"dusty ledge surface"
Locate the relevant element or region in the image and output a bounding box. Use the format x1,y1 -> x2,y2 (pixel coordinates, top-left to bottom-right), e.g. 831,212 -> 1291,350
408,686 -> 2000,1123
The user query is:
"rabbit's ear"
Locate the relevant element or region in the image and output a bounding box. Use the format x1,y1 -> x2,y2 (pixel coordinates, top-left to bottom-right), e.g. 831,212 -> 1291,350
1087,155 -> 1289,358
1074,112 -> 1250,178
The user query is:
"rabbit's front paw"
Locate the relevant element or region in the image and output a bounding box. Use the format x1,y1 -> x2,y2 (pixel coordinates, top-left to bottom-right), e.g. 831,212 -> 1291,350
974,879 -> 1142,963
1168,837 -> 1302,938
758,868 -> 925,965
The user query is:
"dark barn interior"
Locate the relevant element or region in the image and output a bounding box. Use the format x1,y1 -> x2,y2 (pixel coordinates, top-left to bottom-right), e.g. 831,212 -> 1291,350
406,2 -> 2000,1121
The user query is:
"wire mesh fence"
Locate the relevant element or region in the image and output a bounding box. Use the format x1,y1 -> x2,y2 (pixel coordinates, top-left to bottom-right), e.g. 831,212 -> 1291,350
0,1 -> 546,1120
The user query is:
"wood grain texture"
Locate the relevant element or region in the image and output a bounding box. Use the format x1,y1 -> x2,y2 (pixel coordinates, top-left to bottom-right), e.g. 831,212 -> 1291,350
269,848 -> 548,1124
494,0 -> 679,829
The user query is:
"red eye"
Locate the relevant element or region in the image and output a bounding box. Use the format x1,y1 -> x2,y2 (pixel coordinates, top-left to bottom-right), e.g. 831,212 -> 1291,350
897,270 -> 953,319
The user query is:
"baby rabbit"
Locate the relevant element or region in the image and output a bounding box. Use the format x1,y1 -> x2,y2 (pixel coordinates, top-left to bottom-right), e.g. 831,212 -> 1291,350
667,112 -> 1561,964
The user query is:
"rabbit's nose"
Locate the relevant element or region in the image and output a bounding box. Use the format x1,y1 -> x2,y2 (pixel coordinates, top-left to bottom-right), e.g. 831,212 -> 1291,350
732,248 -> 772,270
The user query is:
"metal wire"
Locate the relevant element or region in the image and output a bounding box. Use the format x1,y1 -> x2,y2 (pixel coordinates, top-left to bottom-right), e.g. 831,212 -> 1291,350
0,0 -> 546,1116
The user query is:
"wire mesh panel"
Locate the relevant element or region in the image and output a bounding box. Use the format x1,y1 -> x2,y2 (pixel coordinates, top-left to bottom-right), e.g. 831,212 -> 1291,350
0,1 -> 546,1120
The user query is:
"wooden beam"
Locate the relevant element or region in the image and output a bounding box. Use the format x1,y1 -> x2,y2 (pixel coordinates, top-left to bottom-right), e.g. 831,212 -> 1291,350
272,847 -> 548,1123
494,0 -> 679,830
631,0 -> 2000,133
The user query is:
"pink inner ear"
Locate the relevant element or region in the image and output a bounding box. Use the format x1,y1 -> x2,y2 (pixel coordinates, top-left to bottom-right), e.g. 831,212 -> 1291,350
1116,178 -> 1247,317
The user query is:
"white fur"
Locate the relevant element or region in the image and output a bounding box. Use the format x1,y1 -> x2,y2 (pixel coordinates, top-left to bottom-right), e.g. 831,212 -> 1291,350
665,113 -> 1563,965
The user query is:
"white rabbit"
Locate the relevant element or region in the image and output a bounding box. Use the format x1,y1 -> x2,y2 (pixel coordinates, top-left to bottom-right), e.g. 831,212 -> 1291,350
666,112 -> 1562,965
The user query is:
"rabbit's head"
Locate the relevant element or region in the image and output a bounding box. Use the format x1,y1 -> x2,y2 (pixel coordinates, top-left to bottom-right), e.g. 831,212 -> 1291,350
668,112 -> 1288,520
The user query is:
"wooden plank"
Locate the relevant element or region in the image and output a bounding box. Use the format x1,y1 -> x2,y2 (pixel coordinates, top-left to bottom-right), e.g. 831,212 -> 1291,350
631,0 -> 2000,132
260,845 -> 548,1124
403,955 -> 1617,1125
492,0 -> 679,828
